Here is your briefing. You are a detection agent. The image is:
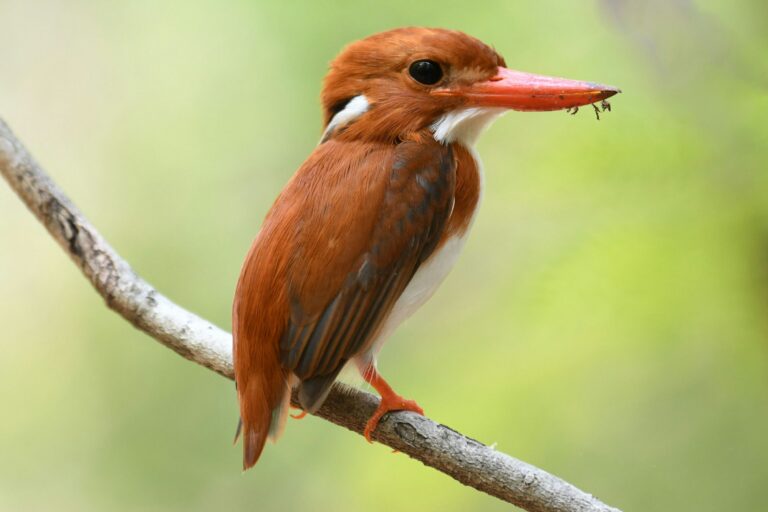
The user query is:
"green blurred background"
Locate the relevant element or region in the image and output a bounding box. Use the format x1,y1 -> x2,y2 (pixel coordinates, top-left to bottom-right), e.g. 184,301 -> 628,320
2,1 -> 767,510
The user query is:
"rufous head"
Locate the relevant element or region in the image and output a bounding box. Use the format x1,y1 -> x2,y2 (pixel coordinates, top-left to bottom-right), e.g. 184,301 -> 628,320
320,27 -> 619,145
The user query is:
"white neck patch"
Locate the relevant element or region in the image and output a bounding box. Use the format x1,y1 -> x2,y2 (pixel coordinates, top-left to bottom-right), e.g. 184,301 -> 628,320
321,95 -> 369,142
431,107 -> 507,146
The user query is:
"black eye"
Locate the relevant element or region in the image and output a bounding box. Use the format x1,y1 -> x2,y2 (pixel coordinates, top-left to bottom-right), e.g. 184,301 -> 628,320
408,60 -> 443,85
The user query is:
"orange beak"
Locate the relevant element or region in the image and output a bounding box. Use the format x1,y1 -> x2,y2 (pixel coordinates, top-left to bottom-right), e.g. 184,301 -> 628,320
433,66 -> 620,112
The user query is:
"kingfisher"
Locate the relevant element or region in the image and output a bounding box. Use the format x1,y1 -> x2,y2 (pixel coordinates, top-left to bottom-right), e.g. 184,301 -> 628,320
233,27 -> 619,469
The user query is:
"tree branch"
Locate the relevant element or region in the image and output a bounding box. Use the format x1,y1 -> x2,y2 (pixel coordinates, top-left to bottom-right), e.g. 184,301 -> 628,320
0,118 -> 621,512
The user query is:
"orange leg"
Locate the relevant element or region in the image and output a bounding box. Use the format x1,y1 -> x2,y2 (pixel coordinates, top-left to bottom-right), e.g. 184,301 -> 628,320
361,364 -> 424,442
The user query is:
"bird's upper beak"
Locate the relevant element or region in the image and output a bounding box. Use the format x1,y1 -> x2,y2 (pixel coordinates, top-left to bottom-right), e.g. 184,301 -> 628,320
432,66 -> 620,112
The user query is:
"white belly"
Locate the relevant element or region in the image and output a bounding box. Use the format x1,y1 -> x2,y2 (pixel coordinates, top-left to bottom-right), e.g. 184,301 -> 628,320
361,233 -> 470,360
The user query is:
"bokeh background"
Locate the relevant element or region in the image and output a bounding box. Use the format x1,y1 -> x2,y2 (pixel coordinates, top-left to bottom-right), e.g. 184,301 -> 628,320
2,1 -> 767,510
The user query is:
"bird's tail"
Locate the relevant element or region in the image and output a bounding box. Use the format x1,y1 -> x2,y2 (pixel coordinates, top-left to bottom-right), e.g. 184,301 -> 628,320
235,370 -> 291,470
234,322 -> 291,470
232,235 -> 293,470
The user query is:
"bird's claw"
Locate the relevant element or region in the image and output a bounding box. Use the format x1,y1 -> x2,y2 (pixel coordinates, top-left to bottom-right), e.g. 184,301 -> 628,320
363,396 -> 424,443
289,404 -> 308,420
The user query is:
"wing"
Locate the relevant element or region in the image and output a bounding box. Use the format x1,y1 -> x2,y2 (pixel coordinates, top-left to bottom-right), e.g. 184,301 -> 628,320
279,136 -> 456,411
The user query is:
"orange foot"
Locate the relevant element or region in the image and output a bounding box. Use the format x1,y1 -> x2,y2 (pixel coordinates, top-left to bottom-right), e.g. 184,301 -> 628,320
363,393 -> 423,442
359,363 -> 425,442
289,405 -> 308,420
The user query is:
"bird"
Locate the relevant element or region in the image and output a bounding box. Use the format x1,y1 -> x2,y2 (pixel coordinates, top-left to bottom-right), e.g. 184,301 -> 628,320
233,27 -> 619,469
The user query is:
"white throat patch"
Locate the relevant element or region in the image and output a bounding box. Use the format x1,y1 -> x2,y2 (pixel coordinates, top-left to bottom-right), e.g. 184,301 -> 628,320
321,95 -> 369,142
431,107 -> 506,146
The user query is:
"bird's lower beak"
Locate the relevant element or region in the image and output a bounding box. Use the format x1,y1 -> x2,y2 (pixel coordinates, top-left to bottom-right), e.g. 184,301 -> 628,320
433,66 -> 620,112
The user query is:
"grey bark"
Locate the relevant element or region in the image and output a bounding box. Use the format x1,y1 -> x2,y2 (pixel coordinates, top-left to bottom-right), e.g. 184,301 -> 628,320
0,118 -> 622,512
